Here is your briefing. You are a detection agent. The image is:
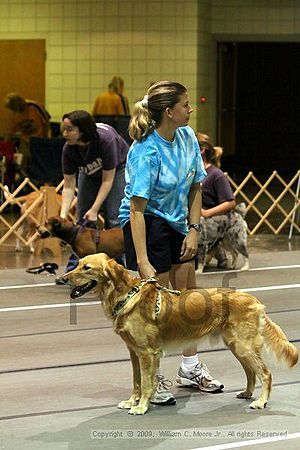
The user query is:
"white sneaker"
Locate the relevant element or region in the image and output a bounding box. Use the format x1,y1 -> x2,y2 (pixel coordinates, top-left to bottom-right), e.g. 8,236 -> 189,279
176,362 -> 224,392
150,374 -> 176,405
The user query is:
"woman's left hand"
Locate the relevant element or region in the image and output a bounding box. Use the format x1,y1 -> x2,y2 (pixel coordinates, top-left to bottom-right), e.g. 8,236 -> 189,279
83,209 -> 98,222
180,230 -> 199,261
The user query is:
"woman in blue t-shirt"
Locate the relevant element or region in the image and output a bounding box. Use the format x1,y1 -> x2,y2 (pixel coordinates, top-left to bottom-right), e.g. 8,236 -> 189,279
119,81 -> 223,406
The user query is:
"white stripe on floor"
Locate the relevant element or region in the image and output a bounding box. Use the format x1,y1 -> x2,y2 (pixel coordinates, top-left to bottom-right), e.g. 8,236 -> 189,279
201,264 -> 300,275
244,283 -> 300,292
247,264 -> 300,271
0,283 -> 54,290
0,282 -> 299,313
191,431 -> 300,450
0,300 -> 101,312
1,263 -> 300,291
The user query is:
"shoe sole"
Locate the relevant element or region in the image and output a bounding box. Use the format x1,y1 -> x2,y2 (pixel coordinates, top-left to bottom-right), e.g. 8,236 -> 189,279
176,376 -> 224,392
150,398 -> 176,405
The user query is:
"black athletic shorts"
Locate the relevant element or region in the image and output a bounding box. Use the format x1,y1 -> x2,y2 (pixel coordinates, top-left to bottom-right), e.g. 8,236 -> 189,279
123,215 -> 189,273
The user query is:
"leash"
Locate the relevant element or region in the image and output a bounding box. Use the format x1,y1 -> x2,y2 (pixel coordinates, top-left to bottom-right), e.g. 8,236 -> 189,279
26,262 -> 58,275
153,283 -> 181,319
112,277 -> 157,317
78,219 -> 99,247
112,277 -> 180,319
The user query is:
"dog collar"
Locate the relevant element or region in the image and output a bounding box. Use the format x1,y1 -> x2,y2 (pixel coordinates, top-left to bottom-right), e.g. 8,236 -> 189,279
62,224 -> 79,247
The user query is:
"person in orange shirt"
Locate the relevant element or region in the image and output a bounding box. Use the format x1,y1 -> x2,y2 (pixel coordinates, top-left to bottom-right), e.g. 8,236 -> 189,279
92,76 -> 130,116
4,92 -> 51,173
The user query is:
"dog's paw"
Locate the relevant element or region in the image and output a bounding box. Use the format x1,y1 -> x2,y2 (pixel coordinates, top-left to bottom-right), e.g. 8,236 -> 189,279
249,399 -> 267,409
128,404 -> 148,415
240,262 -> 249,271
117,399 -> 138,409
196,263 -> 204,274
236,390 -> 253,399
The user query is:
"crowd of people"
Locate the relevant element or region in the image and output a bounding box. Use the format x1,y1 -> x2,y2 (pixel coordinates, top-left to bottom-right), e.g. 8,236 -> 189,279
2,76 -> 130,181
3,78 -> 244,404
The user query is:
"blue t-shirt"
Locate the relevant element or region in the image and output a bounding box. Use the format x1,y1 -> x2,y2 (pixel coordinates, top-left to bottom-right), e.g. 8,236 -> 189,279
119,126 -> 206,234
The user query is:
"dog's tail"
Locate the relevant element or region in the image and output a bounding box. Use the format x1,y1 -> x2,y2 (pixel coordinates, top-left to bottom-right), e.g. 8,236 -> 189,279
3,186 -> 32,206
263,314 -> 298,368
3,185 -> 12,202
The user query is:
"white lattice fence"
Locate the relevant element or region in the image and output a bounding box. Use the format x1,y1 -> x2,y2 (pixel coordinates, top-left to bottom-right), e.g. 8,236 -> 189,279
227,170 -> 300,236
0,171 -> 300,247
0,178 -> 76,253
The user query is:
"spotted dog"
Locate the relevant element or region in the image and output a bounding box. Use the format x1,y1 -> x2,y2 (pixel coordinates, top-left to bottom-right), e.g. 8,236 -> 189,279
197,203 -> 249,273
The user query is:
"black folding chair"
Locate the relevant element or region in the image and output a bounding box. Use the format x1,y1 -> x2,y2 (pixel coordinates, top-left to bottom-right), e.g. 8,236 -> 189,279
28,137 -> 65,186
93,114 -> 132,145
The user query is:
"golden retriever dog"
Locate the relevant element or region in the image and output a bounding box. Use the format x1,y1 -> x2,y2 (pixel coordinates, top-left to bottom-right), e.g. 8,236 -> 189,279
66,253 -> 298,415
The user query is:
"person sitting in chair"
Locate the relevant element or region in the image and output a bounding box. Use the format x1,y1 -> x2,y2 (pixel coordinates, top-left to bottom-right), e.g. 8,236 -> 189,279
196,132 -> 236,269
4,92 -> 51,174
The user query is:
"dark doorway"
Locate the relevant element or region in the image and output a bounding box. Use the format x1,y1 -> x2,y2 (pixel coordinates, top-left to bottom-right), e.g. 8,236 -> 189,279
217,42 -> 300,174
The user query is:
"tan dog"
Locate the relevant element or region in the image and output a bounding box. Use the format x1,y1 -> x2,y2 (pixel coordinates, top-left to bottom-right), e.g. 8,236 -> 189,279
38,216 -> 124,259
66,253 -> 298,415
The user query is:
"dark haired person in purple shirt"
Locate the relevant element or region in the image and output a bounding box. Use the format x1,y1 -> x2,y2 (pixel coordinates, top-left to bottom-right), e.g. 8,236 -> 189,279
56,110 -> 129,282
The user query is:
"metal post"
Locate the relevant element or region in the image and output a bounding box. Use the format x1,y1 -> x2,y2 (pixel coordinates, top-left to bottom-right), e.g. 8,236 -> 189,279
289,170 -> 300,240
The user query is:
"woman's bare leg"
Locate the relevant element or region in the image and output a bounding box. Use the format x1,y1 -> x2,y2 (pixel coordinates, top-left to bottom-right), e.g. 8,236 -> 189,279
155,271 -> 170,288
169,260 -> 196,290
170,261 -> 197,356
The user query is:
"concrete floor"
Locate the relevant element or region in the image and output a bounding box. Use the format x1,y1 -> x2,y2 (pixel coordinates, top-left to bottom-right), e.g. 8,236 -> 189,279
0,235 -> 299,450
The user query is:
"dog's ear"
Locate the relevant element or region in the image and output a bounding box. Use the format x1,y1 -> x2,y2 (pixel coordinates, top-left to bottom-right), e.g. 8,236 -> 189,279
48,218 -> 62,231
103,259 -> 128,288
53,220 -> 62,230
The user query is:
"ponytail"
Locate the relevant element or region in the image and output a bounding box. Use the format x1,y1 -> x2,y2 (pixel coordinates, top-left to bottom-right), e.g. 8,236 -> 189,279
129,80 -> 187,141
196,132 -> 224,168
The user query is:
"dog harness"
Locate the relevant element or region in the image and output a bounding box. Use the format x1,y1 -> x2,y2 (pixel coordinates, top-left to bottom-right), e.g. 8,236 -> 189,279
68,221 -> 99,246
112,277 -> 180,319
59,221 -> 100,260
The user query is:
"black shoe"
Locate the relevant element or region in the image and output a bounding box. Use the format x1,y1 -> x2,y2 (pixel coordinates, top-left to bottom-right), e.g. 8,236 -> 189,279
55,275 -> 70,286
